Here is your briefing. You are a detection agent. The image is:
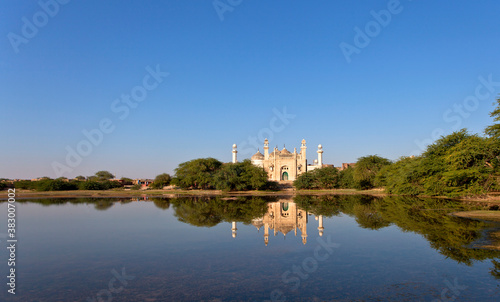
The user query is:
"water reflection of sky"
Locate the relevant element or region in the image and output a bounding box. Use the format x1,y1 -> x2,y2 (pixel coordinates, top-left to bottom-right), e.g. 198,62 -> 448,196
0,198 -> 499,301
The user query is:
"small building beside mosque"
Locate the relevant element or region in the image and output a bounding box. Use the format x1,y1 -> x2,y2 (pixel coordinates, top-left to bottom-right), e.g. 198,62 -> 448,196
232,139 -> 327,182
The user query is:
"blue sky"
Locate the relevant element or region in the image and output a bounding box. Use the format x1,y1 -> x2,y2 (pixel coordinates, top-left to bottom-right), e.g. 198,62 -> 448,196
2,0 -> 500,179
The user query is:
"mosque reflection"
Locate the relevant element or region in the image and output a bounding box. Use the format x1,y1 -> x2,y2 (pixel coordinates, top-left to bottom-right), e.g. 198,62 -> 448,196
231,200 -> 324,245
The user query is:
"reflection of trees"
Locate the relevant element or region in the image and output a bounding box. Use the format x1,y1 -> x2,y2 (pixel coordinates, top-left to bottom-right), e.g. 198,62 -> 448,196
294,195 -> 341,217
170,196 -> 276,227
295,194 -> 390,229
0,197 -> 119,211
378,196 -> 500,265
295,194 -> 500,266
491,260 -> 500,279
352,204 -> 391,230
2,198 -> 120,208
93,199 -> 114,211
173,198 -> 222,227
119,199 -> 133,205
152,198 -> 170,210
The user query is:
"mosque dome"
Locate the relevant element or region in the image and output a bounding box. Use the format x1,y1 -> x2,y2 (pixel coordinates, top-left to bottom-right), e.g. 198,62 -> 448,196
251,150 -> 265,160
281,147 -> 291,155
269,149 -> 280,158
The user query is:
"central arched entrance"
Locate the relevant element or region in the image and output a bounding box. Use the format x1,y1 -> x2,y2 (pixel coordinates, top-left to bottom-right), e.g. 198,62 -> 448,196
282,171 -> 289,181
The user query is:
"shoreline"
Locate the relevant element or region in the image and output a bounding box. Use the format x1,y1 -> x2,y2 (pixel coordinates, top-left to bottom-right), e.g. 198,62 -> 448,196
452,210 -> 500,222
0,188 -> 387,199
451,211 -> 500,251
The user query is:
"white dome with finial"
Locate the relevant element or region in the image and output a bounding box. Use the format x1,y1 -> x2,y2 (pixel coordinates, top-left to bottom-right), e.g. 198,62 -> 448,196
251,150 -> 265,167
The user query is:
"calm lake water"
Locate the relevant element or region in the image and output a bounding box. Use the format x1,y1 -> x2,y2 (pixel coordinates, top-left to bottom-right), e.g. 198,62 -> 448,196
1,195 -> 500,301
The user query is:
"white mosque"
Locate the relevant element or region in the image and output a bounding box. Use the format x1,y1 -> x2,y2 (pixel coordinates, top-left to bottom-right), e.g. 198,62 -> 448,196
232,139 -> 327,182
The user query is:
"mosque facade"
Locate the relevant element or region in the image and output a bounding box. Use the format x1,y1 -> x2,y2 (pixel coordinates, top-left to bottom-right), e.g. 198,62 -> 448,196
232,139 -> 325,182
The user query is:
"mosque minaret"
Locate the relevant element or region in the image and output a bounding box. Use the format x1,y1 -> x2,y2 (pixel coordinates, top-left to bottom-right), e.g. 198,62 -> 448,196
317,144 -> 323,166
232,144 -> 238,164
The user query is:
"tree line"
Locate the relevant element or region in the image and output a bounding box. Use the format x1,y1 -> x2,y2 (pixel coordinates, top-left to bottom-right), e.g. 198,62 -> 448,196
11,171 -> 124,191
294,98 -> 500,197
7,171 -> 172,191
3,158 -> 278,192
293,155 -> 391,190
170,158 -> 279,191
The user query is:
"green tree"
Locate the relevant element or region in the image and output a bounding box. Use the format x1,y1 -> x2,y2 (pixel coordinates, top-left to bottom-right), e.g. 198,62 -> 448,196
380,156 -> 426,195
338,167 -> 356,189
380,128 -> 500,197
14,180 -> 34,190
353,155 -> 392,189
240,161 -> 269,190
95,171 -> 115,181
120,177 -> 134,185
151,173 -> 172,189
79,181 -> 106,190
34,179 -> 78,191
293,167 -> 339,189
485,97 -> 500,139
313,167 -> 339,189
423,129 -> 471,158
75,175 -> 86,181
214,160 -> 268,191
172,158 -> 223,189
293,171 -> 316,189
101,180 -> 122,189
